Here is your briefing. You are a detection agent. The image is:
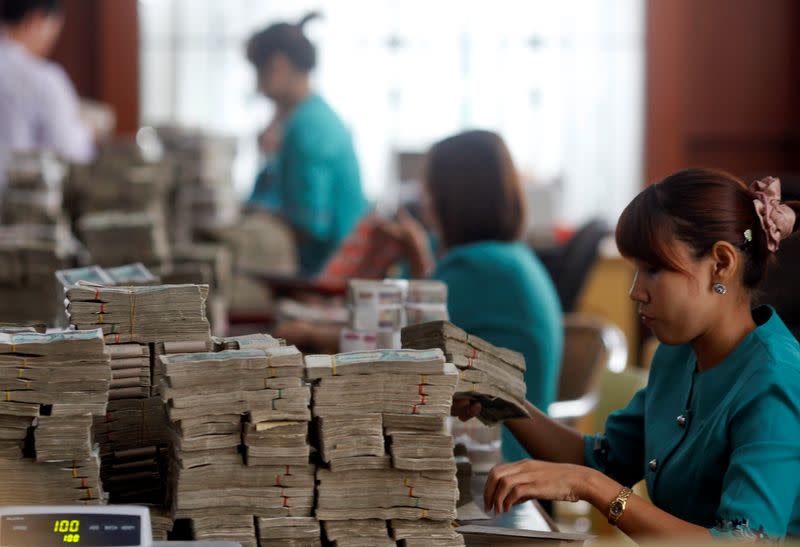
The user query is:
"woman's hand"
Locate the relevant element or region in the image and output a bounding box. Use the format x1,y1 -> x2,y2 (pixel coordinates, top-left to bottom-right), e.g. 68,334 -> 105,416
451,397 -> 482,422
373,209 -> 434,277
484,459 -> 594,514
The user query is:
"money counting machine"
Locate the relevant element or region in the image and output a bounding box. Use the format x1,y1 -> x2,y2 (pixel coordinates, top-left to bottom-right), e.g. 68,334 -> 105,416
0,506 -> 240,547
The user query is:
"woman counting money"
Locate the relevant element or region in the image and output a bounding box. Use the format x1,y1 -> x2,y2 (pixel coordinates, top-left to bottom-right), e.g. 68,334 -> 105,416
454,169 -> 800,541
381,130 -> 564,465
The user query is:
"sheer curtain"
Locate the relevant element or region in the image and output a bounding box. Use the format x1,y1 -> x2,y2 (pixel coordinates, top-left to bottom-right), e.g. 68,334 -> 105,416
139,0 -> 644,226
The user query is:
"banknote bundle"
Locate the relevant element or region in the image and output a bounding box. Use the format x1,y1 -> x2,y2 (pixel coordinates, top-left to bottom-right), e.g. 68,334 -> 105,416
105,263 -> 160,286
149,507 -> 174,542
162,243 -> 234,336
213,333 -> 284,351
78,211 -> 170,267
156,127 -> 239,246
92,397 -> 171,505
0,224 -> 74,324
65,283 -> 211,344
160,344 -> 315,547
257,516 -> 322,547
401,321 -> 530,424
0,457 -> 104,505
0,329 -> 110,504
1,151 -> 64,225
152,339 -> 214,397
105,343 -> 151,400
390,519 -> 465,547
340,280 -> 449,353
308,348 -> 462,546
322,519 -> 394,547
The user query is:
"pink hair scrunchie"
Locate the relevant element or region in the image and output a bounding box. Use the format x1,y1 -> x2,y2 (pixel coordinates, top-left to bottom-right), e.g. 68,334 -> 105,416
751,176 -> 796,252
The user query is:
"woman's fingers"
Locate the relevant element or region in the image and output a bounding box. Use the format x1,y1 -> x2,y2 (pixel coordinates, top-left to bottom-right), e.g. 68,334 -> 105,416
484,461 -> 528,512
451,398 -> 482,421
491,468 -> 538,514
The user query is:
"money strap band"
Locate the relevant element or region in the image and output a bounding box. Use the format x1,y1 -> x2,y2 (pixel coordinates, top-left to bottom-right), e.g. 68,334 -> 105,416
128,290 -> 136,337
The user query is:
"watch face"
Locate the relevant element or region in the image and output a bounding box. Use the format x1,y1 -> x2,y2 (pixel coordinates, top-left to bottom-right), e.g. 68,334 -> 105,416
610,501 -> 623,515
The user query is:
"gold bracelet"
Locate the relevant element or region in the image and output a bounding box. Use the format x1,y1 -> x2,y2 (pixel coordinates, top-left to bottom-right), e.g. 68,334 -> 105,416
607,486 -> 633,525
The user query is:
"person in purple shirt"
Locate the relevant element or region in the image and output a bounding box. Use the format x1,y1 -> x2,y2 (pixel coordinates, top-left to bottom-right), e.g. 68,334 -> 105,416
0,0 -> 94,189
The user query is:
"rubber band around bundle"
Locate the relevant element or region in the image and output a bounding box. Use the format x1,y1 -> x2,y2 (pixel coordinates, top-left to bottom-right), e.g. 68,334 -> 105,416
128,289 -> 136,337
407,486 -> 415,497
419,374 -> 427,384
404,478 -> 411,487
275,474 -> 282,486
286,465 -> 291,475
282,495 -> 290,508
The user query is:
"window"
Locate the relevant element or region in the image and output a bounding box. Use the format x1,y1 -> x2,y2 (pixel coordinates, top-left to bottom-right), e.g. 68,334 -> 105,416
140,0 -> 644,226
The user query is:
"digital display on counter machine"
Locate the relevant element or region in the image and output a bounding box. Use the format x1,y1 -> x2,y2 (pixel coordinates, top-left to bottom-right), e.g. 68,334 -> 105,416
0,513 -> 141,546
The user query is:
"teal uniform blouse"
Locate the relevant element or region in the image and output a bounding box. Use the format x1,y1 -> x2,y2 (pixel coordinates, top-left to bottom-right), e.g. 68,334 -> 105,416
584,306 -> 800,540
432,240 -> 564,462
249,94 -> 368,275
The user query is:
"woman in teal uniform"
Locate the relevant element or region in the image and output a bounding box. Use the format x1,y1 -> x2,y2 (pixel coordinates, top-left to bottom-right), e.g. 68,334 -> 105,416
246,13 -> 367,275
387,130 -> 564,463
459,169 -> 800,541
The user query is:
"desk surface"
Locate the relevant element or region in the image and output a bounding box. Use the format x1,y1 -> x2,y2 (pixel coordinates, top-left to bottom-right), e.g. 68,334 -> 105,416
460,473 -> 557,532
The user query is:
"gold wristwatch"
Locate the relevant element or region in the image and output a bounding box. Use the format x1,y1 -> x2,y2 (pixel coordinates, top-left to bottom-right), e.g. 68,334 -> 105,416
607,487 -> 633,525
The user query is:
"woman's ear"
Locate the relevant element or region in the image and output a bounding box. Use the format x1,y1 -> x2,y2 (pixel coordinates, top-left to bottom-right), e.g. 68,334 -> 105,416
710,241 -> 739,282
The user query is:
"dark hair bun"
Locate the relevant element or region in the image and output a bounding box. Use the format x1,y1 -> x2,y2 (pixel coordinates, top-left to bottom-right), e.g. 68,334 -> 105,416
246,12 -> 321,73
297,11 -> 321,29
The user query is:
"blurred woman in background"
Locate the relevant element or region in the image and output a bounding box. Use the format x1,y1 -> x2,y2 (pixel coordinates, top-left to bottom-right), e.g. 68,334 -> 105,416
386,129 -> 564,464
245,13 -> 367,276
0,0 -> 94,191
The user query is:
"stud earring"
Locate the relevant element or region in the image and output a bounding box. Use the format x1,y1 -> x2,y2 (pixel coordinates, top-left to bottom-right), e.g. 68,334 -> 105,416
713,283 -> 727,295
